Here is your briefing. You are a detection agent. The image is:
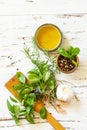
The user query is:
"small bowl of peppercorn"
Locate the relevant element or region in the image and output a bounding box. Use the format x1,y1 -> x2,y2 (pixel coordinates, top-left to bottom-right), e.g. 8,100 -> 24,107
56,46 -> 80,74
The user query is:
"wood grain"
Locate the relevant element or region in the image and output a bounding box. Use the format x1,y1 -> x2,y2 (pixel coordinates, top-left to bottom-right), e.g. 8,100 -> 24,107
0,2 -> 87,129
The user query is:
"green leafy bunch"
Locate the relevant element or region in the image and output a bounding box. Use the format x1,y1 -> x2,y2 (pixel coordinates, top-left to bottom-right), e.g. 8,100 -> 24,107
7,47 -> 57,124
58,46 -> 80,66
24,47 -> 57,98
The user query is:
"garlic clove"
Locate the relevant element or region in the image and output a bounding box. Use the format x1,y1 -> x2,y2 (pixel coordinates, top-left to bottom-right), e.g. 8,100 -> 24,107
56,85 -> 74,102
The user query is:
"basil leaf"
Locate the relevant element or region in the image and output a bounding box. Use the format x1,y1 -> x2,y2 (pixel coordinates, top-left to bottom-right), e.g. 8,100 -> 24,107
13,105 -> 20,115
29,93 -> 36,99
26,106 -> 32,115
68,46 -> 74,54
28,73 -> 40,83
26,115 -> 34,124
71,47 -> 80,57
47,79 -> 55,90
10,96 -> 18,103
58,48 -> 70,58
7,100 -> 20,124
16,72 -> 26,83
72,60 -> 78,66
43,71 -> 50,82
28,69 -> 40,75
13,84 -> 24,91
21,87 -> 33,94
17,89 -> 24,101
25,97 -> 34,106
18,109 -> 26,116
7,100 -> 14,113
41,62 -> 49,72
40,107 -> 46,119
12,115 -> 19,124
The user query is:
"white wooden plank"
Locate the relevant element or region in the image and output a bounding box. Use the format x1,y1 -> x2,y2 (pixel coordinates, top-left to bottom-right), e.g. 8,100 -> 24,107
0,0 -> 87,15
0,14 -> 87,129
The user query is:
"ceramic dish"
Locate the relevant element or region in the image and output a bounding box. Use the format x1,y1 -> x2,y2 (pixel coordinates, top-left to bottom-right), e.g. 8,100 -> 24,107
56,54 -> 79,74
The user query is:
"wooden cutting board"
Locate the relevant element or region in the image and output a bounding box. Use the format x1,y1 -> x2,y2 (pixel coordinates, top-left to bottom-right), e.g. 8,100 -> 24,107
5,72 -> 65,130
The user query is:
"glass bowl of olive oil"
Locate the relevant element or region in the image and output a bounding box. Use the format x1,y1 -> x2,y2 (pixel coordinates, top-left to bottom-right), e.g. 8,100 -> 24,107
34,23 -> 62,51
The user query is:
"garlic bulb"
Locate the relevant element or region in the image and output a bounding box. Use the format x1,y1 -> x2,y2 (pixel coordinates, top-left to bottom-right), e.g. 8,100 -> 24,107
56,85 -> 74,102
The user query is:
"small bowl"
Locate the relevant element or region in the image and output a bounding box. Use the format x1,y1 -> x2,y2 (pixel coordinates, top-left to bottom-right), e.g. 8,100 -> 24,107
56,54 -> 79,74
34,23 -> 62,51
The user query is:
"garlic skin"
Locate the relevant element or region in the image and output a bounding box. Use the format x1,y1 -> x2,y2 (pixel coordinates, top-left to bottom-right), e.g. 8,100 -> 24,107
56,85 -> 74,102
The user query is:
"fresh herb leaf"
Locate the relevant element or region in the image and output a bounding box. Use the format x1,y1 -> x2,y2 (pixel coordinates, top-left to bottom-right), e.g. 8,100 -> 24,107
28,73 -> 40,83
72,60 -> 78,67
71,47 -> 80,58
47,79 -> 55,90
58,48 -> 70,58
26,106 -> 32,115
40,107 -> 47,119
10,96 -> 18,103
7,100 -> 20,124
24,93 -> 35,107
68,46 -> 74,55
13,105 -> 20,114
17,89 -> 24,101
7,100 -> 14,113
18,109 -> 26,116
13,84 -> 25,91
12,115 -> 19,124
21,87 -> 33,94
7,45 -> 58,125
43,71 -> 50,82
26,97 -> 34,106
26,114 -> 34,124
58,46 -> 80,66
16,72 -> 26,83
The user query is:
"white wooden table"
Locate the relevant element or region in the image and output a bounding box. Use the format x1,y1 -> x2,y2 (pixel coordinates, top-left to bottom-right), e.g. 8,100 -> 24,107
0,0 -> 87,130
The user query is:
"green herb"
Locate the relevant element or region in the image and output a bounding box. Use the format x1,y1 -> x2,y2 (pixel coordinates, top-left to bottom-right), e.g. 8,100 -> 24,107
7,46 -> 58,124
58,46 -> 80,66
10,96 -> 18,103
7,100 -> 20,124
40,107 -> 47,119
44,51 -> 58,72
16,72 -> 26,84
